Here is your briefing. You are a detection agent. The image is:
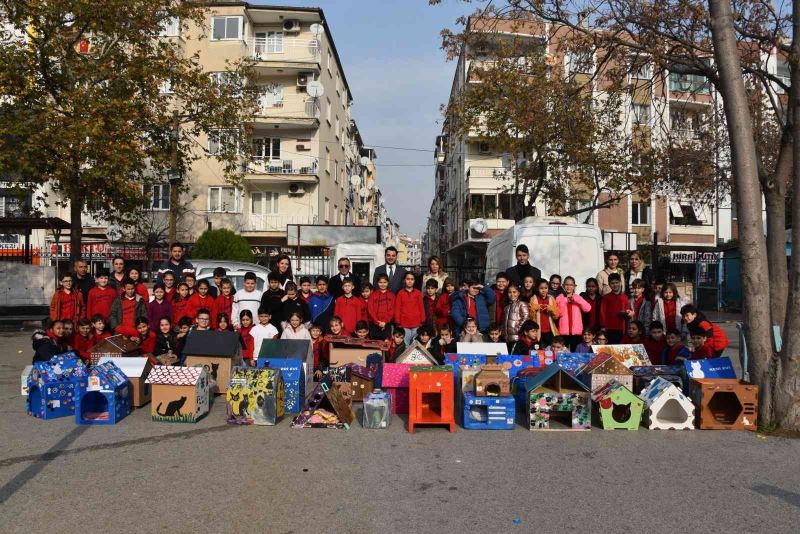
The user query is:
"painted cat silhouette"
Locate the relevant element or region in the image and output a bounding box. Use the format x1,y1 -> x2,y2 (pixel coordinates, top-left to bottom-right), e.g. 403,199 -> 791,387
157,396 -> 187,417
211,363 -> 220,382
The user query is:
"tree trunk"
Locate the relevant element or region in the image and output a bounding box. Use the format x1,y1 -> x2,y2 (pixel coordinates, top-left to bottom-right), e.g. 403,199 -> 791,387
708,0 -> 775,422
764,134 -> 791,331
69,191 -> 83,263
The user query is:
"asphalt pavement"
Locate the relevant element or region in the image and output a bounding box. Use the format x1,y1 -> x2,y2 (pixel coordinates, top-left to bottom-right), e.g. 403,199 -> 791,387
1,328 -> 798,533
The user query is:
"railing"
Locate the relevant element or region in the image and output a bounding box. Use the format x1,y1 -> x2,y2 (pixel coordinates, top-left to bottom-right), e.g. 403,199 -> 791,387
671,128 -> 701,142
255,93 -> 320,120
246,37 -> 321,63
245,213 -> 313,232
467,166 -> 511,179
248,157 -> 318,176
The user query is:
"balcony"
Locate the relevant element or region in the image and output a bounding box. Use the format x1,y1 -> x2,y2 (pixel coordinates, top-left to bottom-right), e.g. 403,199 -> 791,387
467,166 -> 510,179
253,93 -> 320,128
243,213 -> 314,233
245,156 -> 319,184
246,37 -> 321,72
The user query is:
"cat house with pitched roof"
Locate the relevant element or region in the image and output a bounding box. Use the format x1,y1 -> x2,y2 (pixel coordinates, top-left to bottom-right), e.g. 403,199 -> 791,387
257,357 -> 305,413
89,335 -> 140,366
27,353 -> 88,420
408,365 -> 455,433
473,364 -> 510,397
183,330 -> 242,394
578,354 -> 634,393
630,365 -> 684,394
76,361 -> 131,424
145,366 -> 210,423
97,356 -> 152,407
258,339 -> 314,390
395,342 -> 437,366
292,379 -> 355,429
641,377 -> 695,430
226,367 -> 285,426
591,379 -> 643,430
515,363 -> 591,431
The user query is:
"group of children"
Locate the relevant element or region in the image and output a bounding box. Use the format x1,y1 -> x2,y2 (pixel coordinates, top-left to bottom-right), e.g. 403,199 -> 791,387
38,259 -> 729,376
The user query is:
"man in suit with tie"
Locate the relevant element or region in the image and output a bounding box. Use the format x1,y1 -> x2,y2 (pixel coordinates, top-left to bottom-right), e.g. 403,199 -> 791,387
373,246 -> 407,294
328,257 -> 360,298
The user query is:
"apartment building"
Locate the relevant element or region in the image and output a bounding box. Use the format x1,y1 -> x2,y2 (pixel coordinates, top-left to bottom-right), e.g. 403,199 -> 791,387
423,17 -> 747,274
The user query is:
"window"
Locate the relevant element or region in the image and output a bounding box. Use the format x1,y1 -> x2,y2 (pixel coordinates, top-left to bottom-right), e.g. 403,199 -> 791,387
631,201 -> 651,225
252,138 -> 281,161
326,98 -> 332,124
266,31 -> 283,53
208,130 -> 239,155
324,197 -> 330,222
630,57 -> 652,79
571,199 -> 595,225
333,205 -> 338,225
776,61 -> 790,93
146,183 -> 170,210
251,191 -> 278,215
0,194 -> 22,217
669,72 -> 710,94
259,83 -> 284,108
325,147 -> 331,175
159,16 -> 180,37
208,186 -> 240,213
327,50 -> 332,73
209,71 -> 238,88
632,103 -> 651,125
566,50 -> 594,77
469,193 -> 498,219
211,16 -> 243,41
669,203 -> 710,225
335,116 -> 340,139
499,193 -> 514,219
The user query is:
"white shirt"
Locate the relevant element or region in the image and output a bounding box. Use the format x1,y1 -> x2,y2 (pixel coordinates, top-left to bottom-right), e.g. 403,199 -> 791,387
232,288 -> 263,327
251,322 -> 278,359
281,325 -> 311,340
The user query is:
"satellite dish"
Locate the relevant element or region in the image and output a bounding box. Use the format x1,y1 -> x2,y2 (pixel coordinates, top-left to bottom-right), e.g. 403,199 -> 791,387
106,224 -> 123,242
359,156 -> 370,166
349,175 -> 361,187
310,23 -> 324,36
306,80 -> 324,98
470,218 -> 488,234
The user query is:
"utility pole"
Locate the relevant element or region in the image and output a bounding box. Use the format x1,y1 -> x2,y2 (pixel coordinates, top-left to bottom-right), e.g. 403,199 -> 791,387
167,111 -> 180,244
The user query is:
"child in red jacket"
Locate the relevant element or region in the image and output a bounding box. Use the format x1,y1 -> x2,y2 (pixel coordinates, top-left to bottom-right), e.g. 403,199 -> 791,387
681,305 -> 729,356
86,269 -> 116,323
215,278 -> 235,325
600,273 -> 629,344
72,318 -> 94,363
186,280 -> 217,327
238,310 -> 255,364
334,277 -> 367,336
368,274 -> 395,340
643,321 -> 668,363
422,279 -> 439,328
135,317 -> 157,357
90,314 -> 112,345
310,323 -> 328,379
394,273 -> 425,346
172,282 -> 190,324
434,279 -> 455,329
688,326 -> 715,359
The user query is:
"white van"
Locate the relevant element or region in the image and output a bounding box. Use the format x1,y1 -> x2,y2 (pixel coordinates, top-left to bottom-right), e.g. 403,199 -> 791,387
328,242 -> 385,285
485,216 -> 604,292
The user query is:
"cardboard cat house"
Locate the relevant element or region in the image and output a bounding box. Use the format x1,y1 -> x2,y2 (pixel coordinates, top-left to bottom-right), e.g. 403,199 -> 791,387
226,367 -> 285,426
556,353 -> 594,375
682,357 -> 736,394
258,339 -> 314,390
326,336 -> 389,368
292,379 -> 355,429
459,365 -> 482,398
27,353 -> 88,420
88,335 -> 140,366
641,377 -> 695,430
591,344 -> 651,368
515,363 -> 591,431
257,357 -> 305,413
630,365 -> 684,394
462,392 -> 515,430
577,354 -> 634,393
395,341 -> 437,366
145,366 -> 210,423
591,379 -> 643,430
691,378 -> 758,430
474,364 -> 510,397
381,363 -> 415,414
408,365 -> 455,433
21,365 -> 33,395
445,353 -> 487,389
76,361 -> 131,424
183,330 -> 242,394
345,363 -> 376,402
363,390 -> 392,429
495,354 -> 536,381
97,356 -> 152,407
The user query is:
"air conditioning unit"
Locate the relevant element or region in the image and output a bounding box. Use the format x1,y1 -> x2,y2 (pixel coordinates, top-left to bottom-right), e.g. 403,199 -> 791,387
296,144 -> 310,151
288,183 -> 305,195
283,19 -> 301,33
297,72 -> 309,87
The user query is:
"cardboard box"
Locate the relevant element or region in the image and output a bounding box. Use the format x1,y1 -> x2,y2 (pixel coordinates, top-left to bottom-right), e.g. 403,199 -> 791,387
97,356 -> 152,407
591,344 -> 651,368
516,363 -> 591,431
462,392 -> 515,430
258,339 -> 314,391
683,357 -> 736,394
27,353 -> 88,420
408,365 -> 455,433
395,341 -> 437,365
76,361 -> 131,424
495,354 -> 536,381
591,379 -> 643,431
226,367 -> 285,426
292,380 -> 355,429
474,364 -> 511,397
641,376 -> 695,430
145,366 -> 210,423
381,363 -> 415,414
21,365 -> 32,395
556,353 -> 594,375
257,357 -> 305,413
88,335 -> 140,366
183,330 -> 242,394
577,354 -> 634,393
346,364 -> 376,402
363,390 -> 392,429
691,378 -> 758,430
445,353 -> 487,387
630,365 -> 684,395
325,336 -> 387,368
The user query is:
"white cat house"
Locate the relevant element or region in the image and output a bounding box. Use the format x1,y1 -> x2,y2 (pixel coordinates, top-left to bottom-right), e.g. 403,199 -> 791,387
641,377 -> 695,430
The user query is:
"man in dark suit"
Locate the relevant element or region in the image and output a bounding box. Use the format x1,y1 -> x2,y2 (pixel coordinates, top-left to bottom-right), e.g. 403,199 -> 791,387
329,257 -> 360,298
373,246 -> 408,294
504,244 -> 542,286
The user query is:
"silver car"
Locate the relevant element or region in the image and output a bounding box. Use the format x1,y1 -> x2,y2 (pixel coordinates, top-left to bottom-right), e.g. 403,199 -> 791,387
191,260 -> 271,292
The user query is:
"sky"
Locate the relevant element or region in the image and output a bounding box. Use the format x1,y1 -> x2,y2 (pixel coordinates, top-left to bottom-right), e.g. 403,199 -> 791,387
253,0 -> 473,238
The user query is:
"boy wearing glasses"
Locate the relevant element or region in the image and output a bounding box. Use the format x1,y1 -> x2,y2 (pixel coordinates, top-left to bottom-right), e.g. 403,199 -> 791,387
50,272 -> 85,323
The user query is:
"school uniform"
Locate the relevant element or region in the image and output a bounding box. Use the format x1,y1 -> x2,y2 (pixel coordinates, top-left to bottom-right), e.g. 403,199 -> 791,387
86,286 -> 116,322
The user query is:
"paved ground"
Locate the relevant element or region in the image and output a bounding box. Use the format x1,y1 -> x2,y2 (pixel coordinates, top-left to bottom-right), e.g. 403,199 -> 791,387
1,328 -> 799,533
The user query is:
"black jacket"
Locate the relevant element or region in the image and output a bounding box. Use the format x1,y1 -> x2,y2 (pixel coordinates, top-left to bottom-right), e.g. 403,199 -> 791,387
72,274 -> 95,303
430,336 -> 457,365
157,258 -> 195,282
624,266 -> 654,297
31,331 -> 66,364
505,263 -> 543,287
260,288 -> 285,328
154,332 -> 178,356
328,273 -> 360,299
280,297 -> 311,324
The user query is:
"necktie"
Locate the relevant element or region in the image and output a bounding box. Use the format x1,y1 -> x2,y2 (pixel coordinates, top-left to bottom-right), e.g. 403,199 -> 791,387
389,266 -> 394,279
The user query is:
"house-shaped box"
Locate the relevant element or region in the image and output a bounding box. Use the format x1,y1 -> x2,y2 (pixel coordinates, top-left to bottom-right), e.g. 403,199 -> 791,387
515,363 -> 591,431
226,367 -> 284,426
183,330 -> 242,394
641,377 -> 695,430
21,365 -> 32,395
683,357 -> 736,394
691,378 -> 758,430
258,339 -> 314,392
76,361 -> 131,424
495,354 -> 536,381
363,390 -> 392,429
97,356 -> 152,407
89,335 -> 140,366
459,365 -> 482,398
326,336 -> 389,367
381,363 -> 415,414
445,353 -> 487,389
630,365 -> 684,394
556,353 -> 595,375
395,342 -> 437,366
345,364 -> 375,402
462,392 -> 515,430
257,357 -> 304,413
292,379 -> 355,429
591,344 -> 651,368
408,365 -> 455,433
474,364 -> 511,397
145,366 -> 210,423
578,354 -> 634,393
591,379 -> 643,430
27,353 -> 88,420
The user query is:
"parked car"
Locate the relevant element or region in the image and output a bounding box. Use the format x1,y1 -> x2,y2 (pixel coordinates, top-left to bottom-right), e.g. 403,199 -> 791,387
191,260 -> 270,292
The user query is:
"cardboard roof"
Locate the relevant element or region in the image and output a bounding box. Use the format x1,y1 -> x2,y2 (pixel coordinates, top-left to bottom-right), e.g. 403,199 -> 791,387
293,380 -> 355,428
381,363 -> 415,388
31,353 -> 87,383
581,354 -> 633,377
258,338 -> 313,359
519,363 -> 590,393
347,363 -> 375,380
145,366 -> 203,386
325,335 -> 390,351
183,330 -> 241,357
88,362 -> 129,389
556,353 -> 595,374
89,335 -> 139,354
97,356 -> 150,378
591,379 -> 638,402
395,342 -> 437,365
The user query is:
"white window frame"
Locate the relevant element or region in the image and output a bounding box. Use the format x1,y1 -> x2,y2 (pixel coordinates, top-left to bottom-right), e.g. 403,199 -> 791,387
208,129 -> 239,156
159,16 -> 180,37
251,191 -> 278,215
253,137 -> 281,161
566,50 -> 594,77
631,201 -> 651,225
211,16 -> 243,41
259,83 -> 284,109
145,183 -> 171,211
266,31 -> 284,53
208,186 -> 241,213
335,116 -> 340,139
630,57 -> 652,79
326,98 -> 332,124
632,103 -> 651,125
